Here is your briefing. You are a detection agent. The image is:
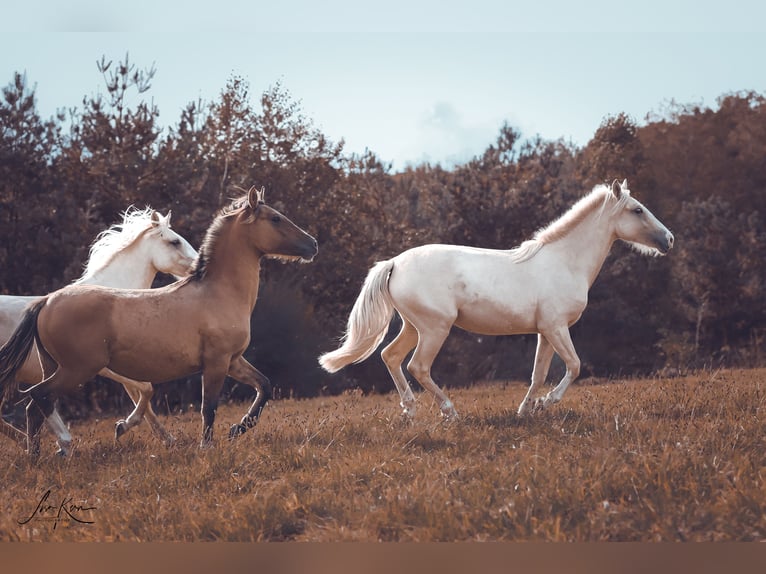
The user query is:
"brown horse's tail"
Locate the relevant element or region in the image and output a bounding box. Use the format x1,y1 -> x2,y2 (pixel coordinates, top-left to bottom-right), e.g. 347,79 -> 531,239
0,297 -> 46,404
319,259 -> 396,373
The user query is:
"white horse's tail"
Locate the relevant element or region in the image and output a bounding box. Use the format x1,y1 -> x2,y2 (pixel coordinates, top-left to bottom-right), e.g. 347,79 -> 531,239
319,260 -> 396,373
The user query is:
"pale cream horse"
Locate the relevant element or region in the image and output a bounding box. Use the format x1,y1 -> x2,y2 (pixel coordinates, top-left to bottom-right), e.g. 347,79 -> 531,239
319,180 -> 674,419
0,207 -> 197,452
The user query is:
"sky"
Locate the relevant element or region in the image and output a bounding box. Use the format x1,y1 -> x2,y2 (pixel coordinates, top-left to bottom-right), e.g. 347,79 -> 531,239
1,1 -> 764,170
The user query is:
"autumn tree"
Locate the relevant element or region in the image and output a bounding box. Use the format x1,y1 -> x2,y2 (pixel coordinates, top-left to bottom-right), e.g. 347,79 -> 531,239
0,73 -> 61,293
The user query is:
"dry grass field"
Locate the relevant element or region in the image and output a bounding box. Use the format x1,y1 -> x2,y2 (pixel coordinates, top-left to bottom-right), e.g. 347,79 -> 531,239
1,368 -> 765,542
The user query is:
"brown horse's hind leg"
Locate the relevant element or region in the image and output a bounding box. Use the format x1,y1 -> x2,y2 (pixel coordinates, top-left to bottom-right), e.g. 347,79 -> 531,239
25,391 -> 55,458
0,419 -> 27,447
25,366 -> 95,458
227,356 -> 271,439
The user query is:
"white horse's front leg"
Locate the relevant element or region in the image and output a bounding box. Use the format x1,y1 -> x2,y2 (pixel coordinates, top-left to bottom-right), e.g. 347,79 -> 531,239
518,334 -> 555,416
109,374 -> 153,440
537,327 -> 580,409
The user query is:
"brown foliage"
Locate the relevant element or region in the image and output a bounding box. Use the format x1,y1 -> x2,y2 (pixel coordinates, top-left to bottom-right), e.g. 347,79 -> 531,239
1,369 -> 764,541
2,56 -> 766,404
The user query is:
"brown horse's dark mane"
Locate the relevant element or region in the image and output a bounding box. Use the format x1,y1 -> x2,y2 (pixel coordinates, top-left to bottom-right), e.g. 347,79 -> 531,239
187,194 -> 259,281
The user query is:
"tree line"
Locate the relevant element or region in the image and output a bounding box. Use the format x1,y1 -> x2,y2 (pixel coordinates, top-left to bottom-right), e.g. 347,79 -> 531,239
1,55 -> 764,414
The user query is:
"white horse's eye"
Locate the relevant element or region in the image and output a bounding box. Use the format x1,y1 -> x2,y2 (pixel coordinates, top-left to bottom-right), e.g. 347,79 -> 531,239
633,207 -> 643,215
169,238 -> 181,246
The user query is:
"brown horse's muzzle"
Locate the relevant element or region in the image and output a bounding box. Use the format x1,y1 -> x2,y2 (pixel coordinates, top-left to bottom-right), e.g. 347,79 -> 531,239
300,236 -> 319,261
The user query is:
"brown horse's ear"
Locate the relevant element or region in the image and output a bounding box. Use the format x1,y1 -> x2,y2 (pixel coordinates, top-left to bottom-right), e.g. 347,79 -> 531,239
247,186 -> 265,209
611,179 -> 623,198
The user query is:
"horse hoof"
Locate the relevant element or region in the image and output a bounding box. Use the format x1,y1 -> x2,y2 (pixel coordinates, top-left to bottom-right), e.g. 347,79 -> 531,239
229,423 -> 247,439
115,420 -> 127,441
442,410 -> 460,424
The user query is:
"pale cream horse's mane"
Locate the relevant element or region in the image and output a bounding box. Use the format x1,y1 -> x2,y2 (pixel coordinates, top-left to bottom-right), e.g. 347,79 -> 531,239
76,206 -> 165,282
509,182 -> 631,263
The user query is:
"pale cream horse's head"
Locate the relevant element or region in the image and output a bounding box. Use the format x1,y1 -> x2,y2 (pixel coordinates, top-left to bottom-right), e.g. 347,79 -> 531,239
609,179 -> 674,255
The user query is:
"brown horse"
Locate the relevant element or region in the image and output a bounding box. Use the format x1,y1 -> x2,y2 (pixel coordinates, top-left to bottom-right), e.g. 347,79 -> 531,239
0,187 -> 317,455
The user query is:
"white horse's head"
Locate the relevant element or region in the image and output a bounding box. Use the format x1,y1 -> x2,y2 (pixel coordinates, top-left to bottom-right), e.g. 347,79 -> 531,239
144,210 -> 199,278
610,180 -> 674,256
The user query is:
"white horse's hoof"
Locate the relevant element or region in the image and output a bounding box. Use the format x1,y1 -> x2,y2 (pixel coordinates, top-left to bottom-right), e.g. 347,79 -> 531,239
55,440 -> 71,457
442,411 -> 459,423
440,399 -> 458,421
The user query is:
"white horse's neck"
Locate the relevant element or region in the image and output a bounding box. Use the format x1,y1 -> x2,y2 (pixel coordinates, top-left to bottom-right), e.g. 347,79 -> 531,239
549,209 -> 617,287
77,241 -> 157,289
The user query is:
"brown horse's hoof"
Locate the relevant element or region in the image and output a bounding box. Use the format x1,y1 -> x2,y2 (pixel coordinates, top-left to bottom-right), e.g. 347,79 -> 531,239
115,420 -> 128,441
229,423 -> 247,439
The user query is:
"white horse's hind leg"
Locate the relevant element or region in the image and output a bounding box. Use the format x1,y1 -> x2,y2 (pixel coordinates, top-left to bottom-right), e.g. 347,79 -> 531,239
105,369 -> 175,446
46,409 -> 72,456
517,334 -> 555,416
381,319 -> 419,418
537,326 -> 580,409
113,378 -> 152,438
406,324 -> 458,420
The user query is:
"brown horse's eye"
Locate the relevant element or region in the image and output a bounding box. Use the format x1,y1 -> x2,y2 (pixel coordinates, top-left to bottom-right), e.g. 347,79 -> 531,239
271,215 -> 281,224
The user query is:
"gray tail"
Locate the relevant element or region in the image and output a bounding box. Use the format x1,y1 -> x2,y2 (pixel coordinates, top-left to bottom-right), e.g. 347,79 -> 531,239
0,297 -> 46,404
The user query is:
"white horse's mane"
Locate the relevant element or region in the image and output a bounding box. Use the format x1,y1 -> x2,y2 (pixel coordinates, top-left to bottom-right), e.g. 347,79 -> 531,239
78,206 -> 162,281
509,184 -> 631,263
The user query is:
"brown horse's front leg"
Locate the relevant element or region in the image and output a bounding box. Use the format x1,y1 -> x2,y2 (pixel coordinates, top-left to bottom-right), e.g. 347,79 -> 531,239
200,364 -> 227,448
227,356 -> 271,439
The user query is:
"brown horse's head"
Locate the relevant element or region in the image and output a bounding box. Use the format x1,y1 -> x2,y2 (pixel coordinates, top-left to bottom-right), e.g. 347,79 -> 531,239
239,186 -> 318,262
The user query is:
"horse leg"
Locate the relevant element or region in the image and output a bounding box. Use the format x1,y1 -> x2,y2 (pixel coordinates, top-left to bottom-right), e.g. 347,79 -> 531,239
517,334 -> 555,416
25,363 -> 97,457
35,345 -> 73,456
380,319 -> 419,418
227,356 -> 271,439
46,409 -> 73,456
0,419 -> 27,447
105,369 -> 175,446
199,362 -> 228,448
25,376 -> 60,458
113,376 -> 152,439
406,324 -> 458,420
536,326 -> 581,410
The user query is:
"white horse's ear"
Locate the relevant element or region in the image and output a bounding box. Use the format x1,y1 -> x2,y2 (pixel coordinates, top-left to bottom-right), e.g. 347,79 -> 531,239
621,179 -> 628,190
611,179 -> 623,198
150,210 -> 160,226
165,210 -> 172,225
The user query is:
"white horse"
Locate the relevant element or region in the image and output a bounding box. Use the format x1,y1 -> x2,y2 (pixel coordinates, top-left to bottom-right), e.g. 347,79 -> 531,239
0,207 -> 197,451
319,180 -> 674,419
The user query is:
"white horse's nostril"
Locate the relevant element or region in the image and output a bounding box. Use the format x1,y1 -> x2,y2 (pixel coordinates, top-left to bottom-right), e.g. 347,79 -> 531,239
668,234 -> 675,248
